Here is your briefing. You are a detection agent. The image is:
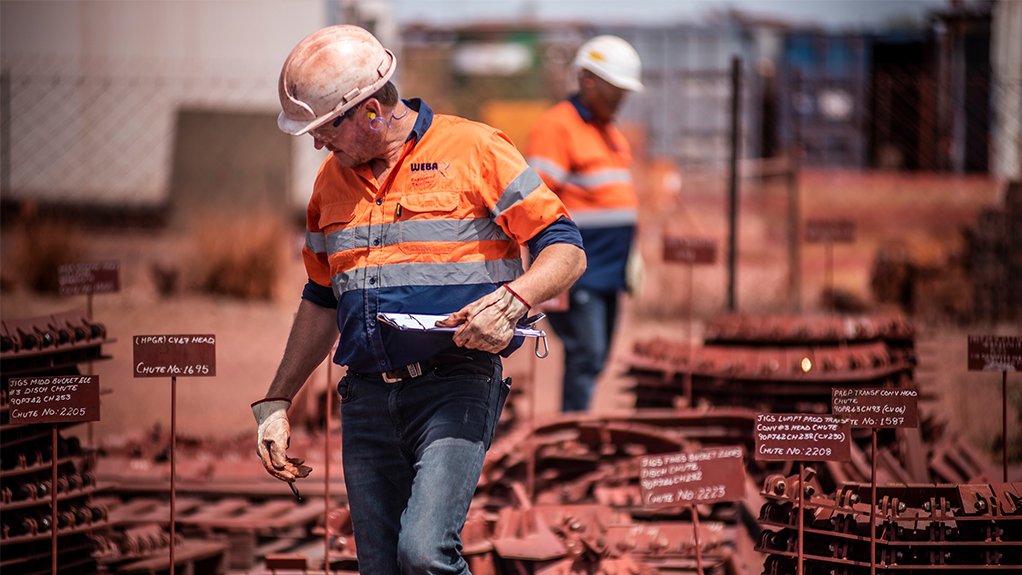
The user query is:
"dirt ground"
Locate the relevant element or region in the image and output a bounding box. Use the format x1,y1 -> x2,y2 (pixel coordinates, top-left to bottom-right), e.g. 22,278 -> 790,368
2,168 -> 1019,476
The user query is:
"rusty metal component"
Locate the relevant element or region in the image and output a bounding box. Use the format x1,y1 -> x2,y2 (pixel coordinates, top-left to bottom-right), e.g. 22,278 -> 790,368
628,312 -> 918,412
757,470 -> 1022,572
0,310 -> 111,376
628,340 -> 914,412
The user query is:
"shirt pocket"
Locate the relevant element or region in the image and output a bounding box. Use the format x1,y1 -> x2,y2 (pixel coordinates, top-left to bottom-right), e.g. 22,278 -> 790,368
396,191 -> 462,254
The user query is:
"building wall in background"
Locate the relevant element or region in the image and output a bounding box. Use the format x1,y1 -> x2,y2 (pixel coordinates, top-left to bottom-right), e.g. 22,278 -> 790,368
0,0 -> 330,219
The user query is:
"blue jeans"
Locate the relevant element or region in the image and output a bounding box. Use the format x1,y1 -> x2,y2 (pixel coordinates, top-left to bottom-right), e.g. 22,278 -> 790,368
546,287 -> 619,412
338,354 -> 508,574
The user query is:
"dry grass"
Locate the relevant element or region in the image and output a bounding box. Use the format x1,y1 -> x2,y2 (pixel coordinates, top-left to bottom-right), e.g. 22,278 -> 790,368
4,215 -> 85,294
188,210 -> 288,301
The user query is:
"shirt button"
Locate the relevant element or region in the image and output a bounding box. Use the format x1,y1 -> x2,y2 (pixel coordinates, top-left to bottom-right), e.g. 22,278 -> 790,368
369,319 -> 376,327
373,238 -> 381,246
376,198 -> 383,205
369,277 -> 376,285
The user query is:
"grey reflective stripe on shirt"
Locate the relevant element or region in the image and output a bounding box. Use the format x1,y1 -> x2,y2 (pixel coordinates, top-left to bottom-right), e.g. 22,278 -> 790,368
332,259 -> 523,296
566,168 -> 633,189
306,231 -> 327,254
570,207 -> 638,228
526,156 -> 568,185
321,217 -> 511,253
493,167 -> 543,218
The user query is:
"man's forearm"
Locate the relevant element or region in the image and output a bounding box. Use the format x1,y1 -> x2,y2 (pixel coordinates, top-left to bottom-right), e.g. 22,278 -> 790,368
264,299 -> 340,401
507,243 -> 585,307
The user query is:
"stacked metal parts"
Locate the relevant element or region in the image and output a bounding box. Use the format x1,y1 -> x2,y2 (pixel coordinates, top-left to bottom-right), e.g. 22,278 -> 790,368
627,313 -> 916,412
757,470 -> 1022,573
625,311 -> 1012,574
0,311 -> 111,575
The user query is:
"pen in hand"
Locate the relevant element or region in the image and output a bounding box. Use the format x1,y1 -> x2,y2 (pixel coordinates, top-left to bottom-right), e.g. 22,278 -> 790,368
288,481 -> 303,502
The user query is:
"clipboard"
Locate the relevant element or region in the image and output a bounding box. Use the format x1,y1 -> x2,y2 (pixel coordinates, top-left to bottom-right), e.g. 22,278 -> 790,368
376,312 -> 549,357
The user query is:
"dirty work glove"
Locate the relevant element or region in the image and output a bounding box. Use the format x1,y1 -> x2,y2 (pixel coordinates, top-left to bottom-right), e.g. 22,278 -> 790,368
251,398 -> 312,482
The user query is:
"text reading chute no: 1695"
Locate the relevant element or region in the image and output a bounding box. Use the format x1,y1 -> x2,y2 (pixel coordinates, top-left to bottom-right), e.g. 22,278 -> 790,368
133,335 -> 216,378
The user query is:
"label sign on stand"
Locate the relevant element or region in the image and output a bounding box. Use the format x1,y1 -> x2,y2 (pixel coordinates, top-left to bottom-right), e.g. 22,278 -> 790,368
831,387 -> 919,428
7,375 -> 100,424
967,335 -> 1021,371
754,413 -> 851,461
133,335 -> 216,377
638,446 -> 746,508
58,261 -> 120,295
804,219 -> 856,244
663,237 -> 718,264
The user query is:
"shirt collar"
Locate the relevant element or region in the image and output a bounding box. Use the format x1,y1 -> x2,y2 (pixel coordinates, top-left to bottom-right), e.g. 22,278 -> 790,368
404,98 -> 434,142
568,93 -> 595,123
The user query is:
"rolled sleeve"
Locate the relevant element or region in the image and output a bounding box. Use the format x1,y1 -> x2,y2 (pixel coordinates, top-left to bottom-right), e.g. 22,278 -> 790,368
301,279 -> 338,308
526,216 -> 583,260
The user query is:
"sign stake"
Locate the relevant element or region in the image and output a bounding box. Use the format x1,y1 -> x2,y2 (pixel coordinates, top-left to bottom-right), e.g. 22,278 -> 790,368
170,374 -> 177,572
871,427 -> 878,575
51,425 -> 58,575
797,462 -> 804,575
325,356 -> 333,575
691,503 -> 704,575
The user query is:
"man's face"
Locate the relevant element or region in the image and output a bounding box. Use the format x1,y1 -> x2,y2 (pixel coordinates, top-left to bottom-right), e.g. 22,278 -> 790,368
581,72 -> 628,123
309,103 -> 375,167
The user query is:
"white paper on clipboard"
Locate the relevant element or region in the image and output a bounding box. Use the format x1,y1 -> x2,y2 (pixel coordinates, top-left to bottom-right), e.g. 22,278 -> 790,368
377,312 -> 546,338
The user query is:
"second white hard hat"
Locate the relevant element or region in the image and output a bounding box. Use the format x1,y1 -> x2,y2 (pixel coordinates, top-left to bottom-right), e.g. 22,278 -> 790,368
277,25 -> 397,136
574,35 -> 644,92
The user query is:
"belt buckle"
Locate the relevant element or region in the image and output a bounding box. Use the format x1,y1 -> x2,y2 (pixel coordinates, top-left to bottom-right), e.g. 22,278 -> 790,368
381,362 -> 423,384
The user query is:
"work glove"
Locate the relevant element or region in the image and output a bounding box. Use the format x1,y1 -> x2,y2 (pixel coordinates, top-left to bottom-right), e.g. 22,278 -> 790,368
252,398 -> 312,482
625,244 -> 645,295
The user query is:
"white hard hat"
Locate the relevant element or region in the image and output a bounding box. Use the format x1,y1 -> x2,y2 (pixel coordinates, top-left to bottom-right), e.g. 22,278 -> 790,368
574,35 -> 643,92
277,25 -> 397,136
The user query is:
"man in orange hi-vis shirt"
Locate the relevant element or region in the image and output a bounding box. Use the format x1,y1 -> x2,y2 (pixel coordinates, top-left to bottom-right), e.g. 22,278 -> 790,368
526,35 -> 643,413
249,26 -> 585,574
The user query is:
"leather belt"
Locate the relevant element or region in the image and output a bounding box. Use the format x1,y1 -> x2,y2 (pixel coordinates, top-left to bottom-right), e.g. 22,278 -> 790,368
361,352 -> 488,384
381,360 -> 429,383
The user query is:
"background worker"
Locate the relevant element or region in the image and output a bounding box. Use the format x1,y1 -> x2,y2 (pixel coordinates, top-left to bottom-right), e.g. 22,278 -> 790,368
526,35 -> 644,412
250,25 -> 584,574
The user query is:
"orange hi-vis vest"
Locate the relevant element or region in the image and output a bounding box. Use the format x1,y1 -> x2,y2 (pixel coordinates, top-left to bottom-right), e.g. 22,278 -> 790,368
303,99 -> 572,372
526,96 -> 637,291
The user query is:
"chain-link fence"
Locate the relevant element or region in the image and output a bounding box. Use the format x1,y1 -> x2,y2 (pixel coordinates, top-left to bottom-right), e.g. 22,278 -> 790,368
0,57 -> 326,227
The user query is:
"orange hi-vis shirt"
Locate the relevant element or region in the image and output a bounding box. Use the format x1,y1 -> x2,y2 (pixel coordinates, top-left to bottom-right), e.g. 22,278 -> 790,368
302,99 -> 575,372
526,96 -> 637,291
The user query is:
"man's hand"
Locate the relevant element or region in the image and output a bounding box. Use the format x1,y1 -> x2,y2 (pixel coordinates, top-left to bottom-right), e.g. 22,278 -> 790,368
252,399 -> 312,482
436,285 -> 529,353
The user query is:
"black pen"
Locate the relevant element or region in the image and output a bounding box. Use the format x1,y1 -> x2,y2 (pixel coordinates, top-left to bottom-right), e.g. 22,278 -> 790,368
288,481 -> 303,502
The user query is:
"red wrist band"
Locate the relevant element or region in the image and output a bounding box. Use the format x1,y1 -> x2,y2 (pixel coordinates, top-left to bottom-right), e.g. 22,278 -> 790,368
502,284 -> 531,309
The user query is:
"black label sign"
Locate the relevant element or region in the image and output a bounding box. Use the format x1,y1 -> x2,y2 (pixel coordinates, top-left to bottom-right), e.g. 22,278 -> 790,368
133,335 -> 216,377
7,375 -> 100,424
663,237 -> 718,264
754,413 -> 851,461
832,387 -> 919,428
639,446 -> 746,507
58,261 -> 120,295
805,219 -> 855,243
968,335 -> 1021,372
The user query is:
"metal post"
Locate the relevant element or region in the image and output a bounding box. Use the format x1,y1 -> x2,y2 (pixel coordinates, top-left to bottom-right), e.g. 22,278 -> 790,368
170,375 -> 177,574
325,359 -> 333,574
871,428 -> 878,575
685,262 -> 694,407
691,504 -> 704,575
1003,370 -> 1009,482
797,462 -> 804,575
727,56 -> 742,312
825,242 -> 834,313
527,350 -> 537,503
788,71 -> 803,312
1,69 -> 10,197
52,426 -> 58,575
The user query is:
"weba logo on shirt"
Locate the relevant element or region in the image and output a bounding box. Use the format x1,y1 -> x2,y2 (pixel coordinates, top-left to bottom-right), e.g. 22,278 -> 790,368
409,160 -> 450,177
